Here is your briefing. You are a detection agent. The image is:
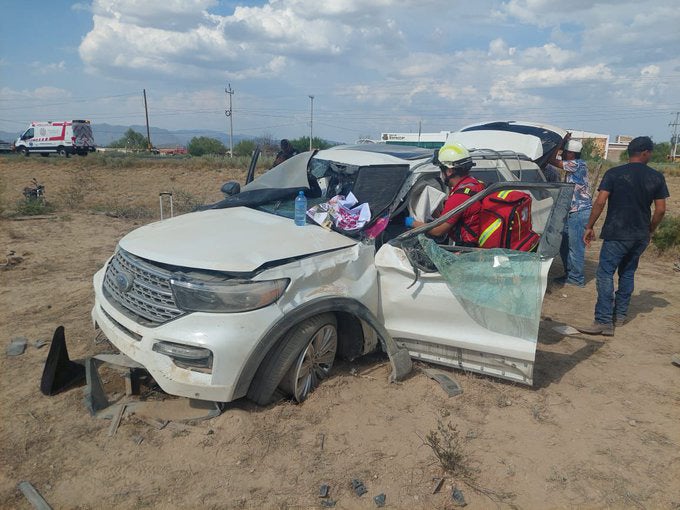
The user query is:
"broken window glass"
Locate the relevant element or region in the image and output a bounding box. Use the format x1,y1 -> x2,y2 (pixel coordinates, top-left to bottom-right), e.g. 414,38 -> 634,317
418,235 -> 542,341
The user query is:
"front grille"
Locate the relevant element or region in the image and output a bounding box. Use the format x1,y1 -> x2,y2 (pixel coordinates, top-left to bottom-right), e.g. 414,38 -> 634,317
103,249 -> 184,326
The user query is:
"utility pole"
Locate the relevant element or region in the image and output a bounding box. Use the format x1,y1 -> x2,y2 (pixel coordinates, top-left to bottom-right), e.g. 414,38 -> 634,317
143,89 -> 152,150
670,112 -> 680,161
308,95 -> 314,151
225,84 -> 234,157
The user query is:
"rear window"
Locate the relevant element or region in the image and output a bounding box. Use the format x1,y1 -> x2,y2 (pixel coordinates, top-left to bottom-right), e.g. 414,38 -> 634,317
511,168 -> 546,182
471,169 -> 503,185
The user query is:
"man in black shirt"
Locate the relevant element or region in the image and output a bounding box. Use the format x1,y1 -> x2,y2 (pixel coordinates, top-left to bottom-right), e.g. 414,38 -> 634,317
273,139 -> 298,166
578,136 -> 669,336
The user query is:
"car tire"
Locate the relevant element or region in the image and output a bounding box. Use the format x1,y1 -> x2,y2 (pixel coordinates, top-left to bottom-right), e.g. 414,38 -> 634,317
57,147 -> 70,158
21,147 -> 29,157
279,316 -> 338,402
248,313 -> 337,405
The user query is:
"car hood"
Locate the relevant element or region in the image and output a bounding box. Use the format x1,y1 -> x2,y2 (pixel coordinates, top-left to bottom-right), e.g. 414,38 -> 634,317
119,207 -> 357,273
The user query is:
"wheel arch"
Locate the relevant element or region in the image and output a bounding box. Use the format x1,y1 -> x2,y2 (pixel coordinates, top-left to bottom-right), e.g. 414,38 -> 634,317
236,297 -> 380,402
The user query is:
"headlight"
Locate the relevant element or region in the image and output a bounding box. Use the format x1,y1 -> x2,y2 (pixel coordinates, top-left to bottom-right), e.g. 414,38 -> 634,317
170,277 -> 289,313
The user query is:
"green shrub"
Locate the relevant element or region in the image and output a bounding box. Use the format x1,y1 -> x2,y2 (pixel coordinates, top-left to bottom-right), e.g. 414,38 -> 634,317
652,215 -> 680,252
234,139 -> 257,157
187,136 -> 227,156
15,198 -> 56,216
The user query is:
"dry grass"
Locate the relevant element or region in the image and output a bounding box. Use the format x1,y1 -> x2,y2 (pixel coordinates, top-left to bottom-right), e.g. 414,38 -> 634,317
423,419 -> 475,478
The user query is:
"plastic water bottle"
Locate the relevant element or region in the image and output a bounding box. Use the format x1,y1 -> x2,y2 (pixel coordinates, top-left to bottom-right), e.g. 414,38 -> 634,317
294,190 -> 307,226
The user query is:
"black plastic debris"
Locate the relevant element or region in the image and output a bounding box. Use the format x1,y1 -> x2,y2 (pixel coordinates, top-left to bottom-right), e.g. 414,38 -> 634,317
40,326 -> 85,396
432,477 -> 445,494
452,487 -> 467,507
319,484 -> 330,498
6,337 -> 28,356
84,358 -> 110,416
351,479 -> 368,497
320,499 -> 336,508
373,493 -> 386,507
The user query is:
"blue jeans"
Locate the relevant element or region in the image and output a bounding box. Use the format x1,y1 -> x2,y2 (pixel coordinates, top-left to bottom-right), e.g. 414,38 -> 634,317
560,208 -> 590,286
594,239 -> 649,325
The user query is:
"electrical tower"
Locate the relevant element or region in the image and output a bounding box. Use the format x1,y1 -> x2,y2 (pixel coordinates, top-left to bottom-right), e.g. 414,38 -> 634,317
225,84 -> 234,157
670,112 -> 679,161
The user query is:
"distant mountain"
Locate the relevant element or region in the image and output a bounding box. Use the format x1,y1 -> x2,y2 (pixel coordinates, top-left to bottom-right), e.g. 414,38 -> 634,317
0,130 -> 19,143
92,123 -> 251,148
0,124 -> 250,148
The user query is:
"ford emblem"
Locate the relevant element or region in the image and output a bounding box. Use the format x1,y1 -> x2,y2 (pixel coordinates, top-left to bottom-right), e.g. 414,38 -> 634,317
115,271 -> 134,293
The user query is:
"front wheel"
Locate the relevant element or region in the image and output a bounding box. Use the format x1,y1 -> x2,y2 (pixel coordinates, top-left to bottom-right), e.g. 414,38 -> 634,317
279,317 -> 338,402
57,146 -> 70,158
20,147 -> 29,157
248,313 -> 338,405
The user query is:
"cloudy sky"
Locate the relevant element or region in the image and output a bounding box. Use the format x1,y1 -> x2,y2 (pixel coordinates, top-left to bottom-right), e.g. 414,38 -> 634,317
1,0 -> 679,144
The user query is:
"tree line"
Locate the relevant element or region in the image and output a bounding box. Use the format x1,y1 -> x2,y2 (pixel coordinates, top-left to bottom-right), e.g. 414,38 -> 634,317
108,128 -> 335,156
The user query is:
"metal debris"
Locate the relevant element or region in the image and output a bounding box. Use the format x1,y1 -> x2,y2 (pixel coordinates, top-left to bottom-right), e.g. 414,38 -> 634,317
6,337 -> 28,356
351,479 -> 368,496
452,487 -> 467,507
17,481 -> 52,510
373,493 -> 386,507
107,404 -> 126,437
421,368 -> 463,397
319,484 -> 330,498
431,477 -> 444,494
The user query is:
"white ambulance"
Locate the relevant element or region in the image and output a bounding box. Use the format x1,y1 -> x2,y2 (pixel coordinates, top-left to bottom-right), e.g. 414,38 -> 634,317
15,120 -> 96,157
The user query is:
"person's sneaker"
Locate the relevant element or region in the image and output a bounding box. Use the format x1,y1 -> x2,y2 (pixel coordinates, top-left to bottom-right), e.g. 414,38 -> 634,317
614,317 -> 627,327
564,280 -> 586,288
576,321 -> 614,336
552,276 -> 568,285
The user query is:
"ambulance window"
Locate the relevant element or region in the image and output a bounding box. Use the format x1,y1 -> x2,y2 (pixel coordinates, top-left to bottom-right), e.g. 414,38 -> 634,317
23,128 -> 34,139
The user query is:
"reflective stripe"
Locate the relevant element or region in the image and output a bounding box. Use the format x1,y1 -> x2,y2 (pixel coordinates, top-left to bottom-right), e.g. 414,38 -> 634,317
478,218 -> 502,246
497,190 -> 513,199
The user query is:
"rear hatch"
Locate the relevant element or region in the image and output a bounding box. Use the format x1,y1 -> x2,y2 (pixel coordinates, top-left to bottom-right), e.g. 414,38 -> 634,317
453,121 -> 567,168
72,120 -> 94,148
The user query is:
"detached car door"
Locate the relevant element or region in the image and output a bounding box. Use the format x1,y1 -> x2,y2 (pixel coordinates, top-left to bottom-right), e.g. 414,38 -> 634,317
375,182 -> 573,385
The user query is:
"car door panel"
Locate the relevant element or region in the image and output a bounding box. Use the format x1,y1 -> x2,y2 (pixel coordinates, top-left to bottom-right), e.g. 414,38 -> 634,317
376,182 -> 573,385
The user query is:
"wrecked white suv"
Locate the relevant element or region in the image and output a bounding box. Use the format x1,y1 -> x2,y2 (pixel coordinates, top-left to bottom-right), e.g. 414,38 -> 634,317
92,134 -> 573,405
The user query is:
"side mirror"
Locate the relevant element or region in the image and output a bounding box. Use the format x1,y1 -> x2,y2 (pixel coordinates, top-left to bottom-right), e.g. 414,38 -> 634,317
220,181 -> 241,196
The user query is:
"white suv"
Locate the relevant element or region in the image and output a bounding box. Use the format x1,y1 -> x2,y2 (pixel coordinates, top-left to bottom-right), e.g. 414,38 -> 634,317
92,138 -> 573,405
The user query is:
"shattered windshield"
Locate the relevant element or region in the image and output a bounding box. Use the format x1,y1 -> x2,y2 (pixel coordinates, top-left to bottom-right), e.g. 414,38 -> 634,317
209,152 -> 316,216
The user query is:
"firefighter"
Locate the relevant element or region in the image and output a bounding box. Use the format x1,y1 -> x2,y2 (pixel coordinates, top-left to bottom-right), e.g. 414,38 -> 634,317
405,143 -> 485,246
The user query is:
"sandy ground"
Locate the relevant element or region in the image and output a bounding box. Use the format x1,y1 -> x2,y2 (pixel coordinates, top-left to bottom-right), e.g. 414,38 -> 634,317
1,156 -> 679,509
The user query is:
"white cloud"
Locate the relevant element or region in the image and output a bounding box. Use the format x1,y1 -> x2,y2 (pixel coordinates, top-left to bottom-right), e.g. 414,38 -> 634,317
512,63 -> 614,88
71,2 -> 92,12
30,61 -> 67,74
640,65 -> 660,77
3,0 -> 674,142
0,86 -> 72,101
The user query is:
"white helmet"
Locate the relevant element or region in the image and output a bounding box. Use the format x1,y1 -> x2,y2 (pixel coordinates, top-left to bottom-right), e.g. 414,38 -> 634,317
564,140 -> 583,153
437,142 -> 474,173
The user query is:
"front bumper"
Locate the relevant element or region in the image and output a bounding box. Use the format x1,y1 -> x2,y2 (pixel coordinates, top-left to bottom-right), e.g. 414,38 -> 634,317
91,268 -> 284,402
